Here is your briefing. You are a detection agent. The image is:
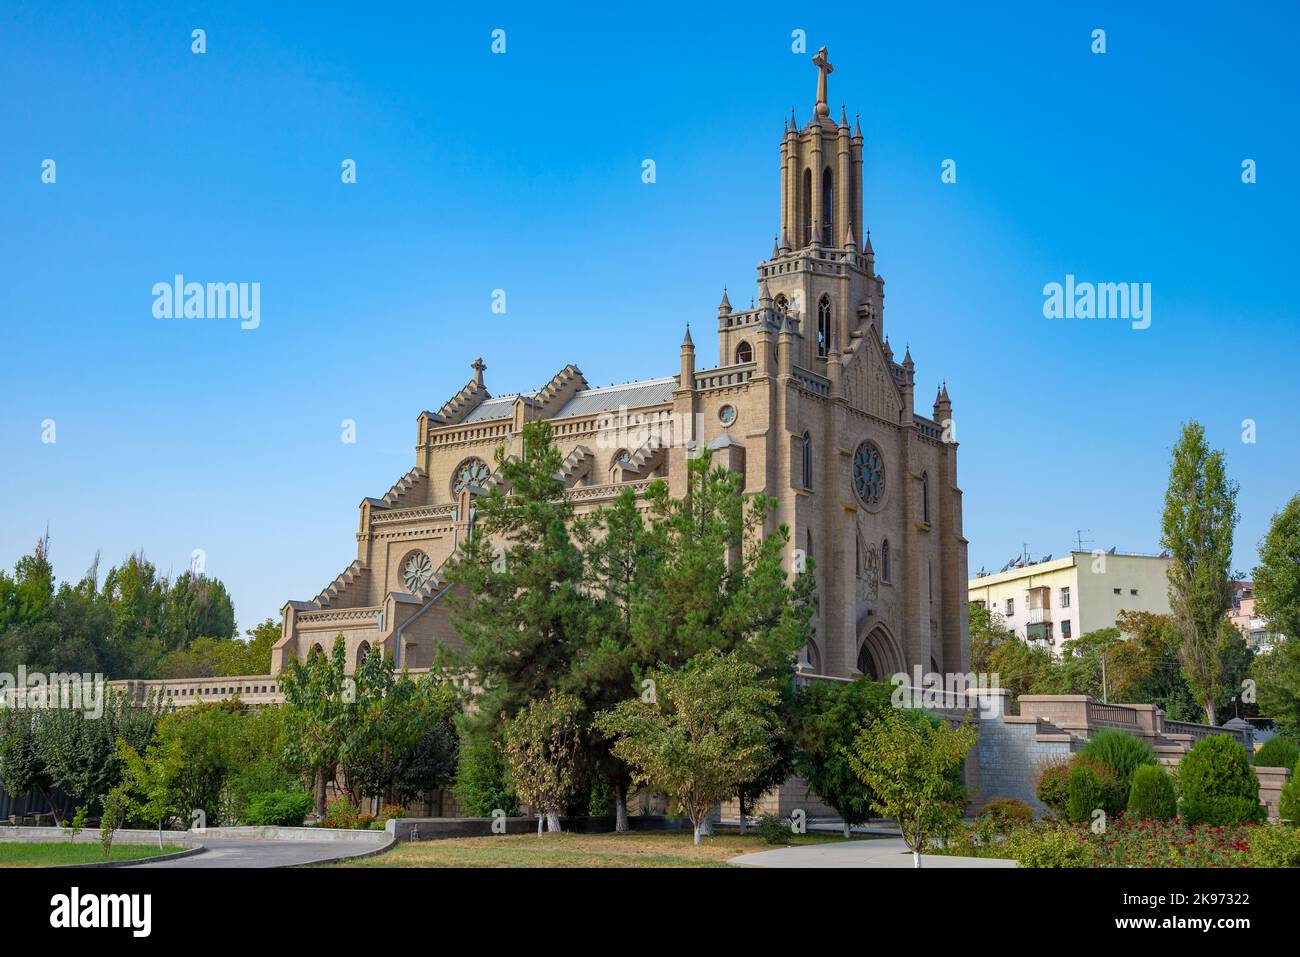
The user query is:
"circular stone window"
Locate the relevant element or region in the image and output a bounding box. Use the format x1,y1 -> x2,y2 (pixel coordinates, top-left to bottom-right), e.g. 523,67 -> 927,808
402,551 -> 434,591
852,441 -> 886,509
718,404 -> 737,426
451,457 -> 490,495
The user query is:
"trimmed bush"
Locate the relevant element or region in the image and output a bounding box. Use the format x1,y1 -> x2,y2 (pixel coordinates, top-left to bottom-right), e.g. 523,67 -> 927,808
1073,755 -> 1128,815
1079,728 -> 1156,787
1179,734 -> 1263,825
1007,827 -> 1095,868
1127,765 -> 1177,821
1250,825 -> 1300,868
1036,761 -> 1071,817
243,790 -> 314,827
1254,736 -> 1300,770
1066,764 -> 1106,824
1279,765 -> 1299,824
983,797 -> 1034,827
1182,796 -> 1265,826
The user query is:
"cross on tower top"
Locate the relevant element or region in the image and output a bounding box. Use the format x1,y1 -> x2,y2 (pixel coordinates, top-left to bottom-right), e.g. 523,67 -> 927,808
812,46 -> 833,119
471,356 -> 486,386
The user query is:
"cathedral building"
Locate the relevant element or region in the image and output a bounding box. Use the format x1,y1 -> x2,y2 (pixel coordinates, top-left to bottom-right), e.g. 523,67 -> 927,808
272,50 -> 970,682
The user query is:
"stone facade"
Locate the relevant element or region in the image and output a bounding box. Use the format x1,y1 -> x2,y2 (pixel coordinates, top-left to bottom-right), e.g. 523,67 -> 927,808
271,51 -> 969,682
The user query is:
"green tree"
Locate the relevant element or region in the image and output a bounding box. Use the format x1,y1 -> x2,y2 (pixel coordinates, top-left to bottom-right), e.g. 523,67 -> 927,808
0,708 -> 55,817
1111,611 -> 1200,719
1255,493 -> 1300,641
985,635 -> 1059,698
452,732 -> 518,817
844,708 -> 978,868
1161,421 -> 1239,725
968,602 -> 1015,673
30,689 -> 165,822
791,676 -> 894,836
502,690 -> 584,834
445,421 -> 596,732
339,653 -> 459,809
1253,638 -> 1300,738
158,572 -> 237,651
114,736 -> 184,848
597,651 -> 780,845
278,636 -> 353,818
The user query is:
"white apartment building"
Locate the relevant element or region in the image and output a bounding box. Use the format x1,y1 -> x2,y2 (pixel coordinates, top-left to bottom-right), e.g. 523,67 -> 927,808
968,551 -> 1173,652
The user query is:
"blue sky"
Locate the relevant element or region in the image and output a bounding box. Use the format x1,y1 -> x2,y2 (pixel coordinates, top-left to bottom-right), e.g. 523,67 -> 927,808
2,2 -> 1296,630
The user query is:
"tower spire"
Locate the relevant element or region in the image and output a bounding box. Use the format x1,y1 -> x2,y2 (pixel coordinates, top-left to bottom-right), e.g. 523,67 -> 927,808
812,47 -> 834,120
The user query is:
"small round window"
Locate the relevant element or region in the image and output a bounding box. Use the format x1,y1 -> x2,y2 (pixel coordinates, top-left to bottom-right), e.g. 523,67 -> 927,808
402,551 -> 434,591
719,404 -> 737,426
852,441 -> 886,509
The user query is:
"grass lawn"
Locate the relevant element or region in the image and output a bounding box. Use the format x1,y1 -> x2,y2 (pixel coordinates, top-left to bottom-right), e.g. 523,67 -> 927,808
330,829 -> 877,868
0,842 -> 187,867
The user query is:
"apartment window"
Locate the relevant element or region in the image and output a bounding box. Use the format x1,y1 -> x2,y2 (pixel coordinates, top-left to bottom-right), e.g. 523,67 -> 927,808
1005,598 -> 1014,616
1130,588 -> 1139,596
1113,588 -> 1121,595
1060,586 -> 1071,608
1061,620 -> 1072,640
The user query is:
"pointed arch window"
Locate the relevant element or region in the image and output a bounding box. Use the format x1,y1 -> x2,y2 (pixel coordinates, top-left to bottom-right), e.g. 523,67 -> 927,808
817,296 -> 832,358
774,293 -> 789,316
802,168 -> 813,245
801,431 -> 812,490
881,539 -> 891,583
735,340 -> 753,364
921,472 -> 931,524
610,449 -> 631,483
821,167 -> 835,244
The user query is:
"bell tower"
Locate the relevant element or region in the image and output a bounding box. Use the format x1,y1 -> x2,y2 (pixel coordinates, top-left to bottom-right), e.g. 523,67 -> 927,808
749,47 -> 885,374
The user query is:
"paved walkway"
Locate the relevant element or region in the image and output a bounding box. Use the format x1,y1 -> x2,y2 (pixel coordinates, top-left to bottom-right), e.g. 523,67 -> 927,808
134,835 -> 388,868
729,836 -> 1016,868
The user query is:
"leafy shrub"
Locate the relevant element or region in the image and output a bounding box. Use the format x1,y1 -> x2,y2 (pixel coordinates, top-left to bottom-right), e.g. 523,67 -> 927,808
1179,734 -> 1262,824
756,814 -> 793,845
1035,760 -> 1071,817
1254,736 -> 1300,769
1250,825 -> 1300,868
1066,764 -> 1106,824
1127,765 -> 1177,820
378,804 -> 406,822
244,789 -> 313,827
1007,826 -> 1095,868
1279,766 -> 1299,823
983,797 -> 1034,828
1072,755 -> 1128,815
1181,795 -> 1265,826
321,797 -> 363,829
1079,728 -> 1157,788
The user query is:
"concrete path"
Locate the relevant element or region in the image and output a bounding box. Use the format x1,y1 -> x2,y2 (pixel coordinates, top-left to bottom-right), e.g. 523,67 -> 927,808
729,836 -> 1016,868
133,835 -> 387,868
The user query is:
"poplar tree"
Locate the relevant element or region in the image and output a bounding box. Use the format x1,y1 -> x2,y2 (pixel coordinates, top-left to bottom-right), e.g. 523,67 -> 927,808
1160,422 -> 1239,725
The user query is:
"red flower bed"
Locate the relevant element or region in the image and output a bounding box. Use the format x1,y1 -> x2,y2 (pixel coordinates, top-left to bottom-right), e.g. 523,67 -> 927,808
1073,815 -> 1253,868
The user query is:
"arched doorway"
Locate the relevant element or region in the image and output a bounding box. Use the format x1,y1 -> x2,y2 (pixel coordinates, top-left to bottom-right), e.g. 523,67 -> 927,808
856,624 -> 905,680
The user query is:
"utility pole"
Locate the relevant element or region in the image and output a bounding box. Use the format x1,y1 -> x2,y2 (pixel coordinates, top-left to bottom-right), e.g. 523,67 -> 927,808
1101,652 -> 1108,703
